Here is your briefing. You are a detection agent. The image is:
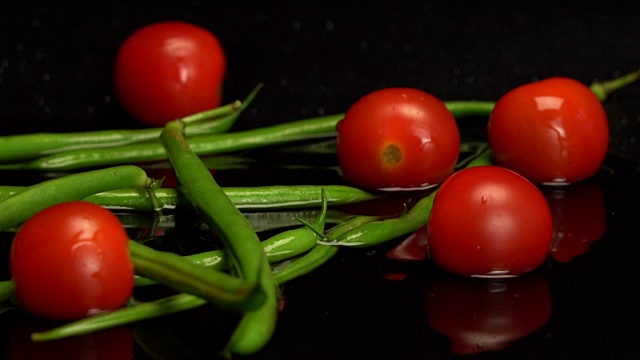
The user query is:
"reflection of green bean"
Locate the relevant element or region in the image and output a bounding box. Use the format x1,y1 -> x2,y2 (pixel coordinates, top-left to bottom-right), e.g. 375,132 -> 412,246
0,184 -> 378,211
0,165 -> 151,232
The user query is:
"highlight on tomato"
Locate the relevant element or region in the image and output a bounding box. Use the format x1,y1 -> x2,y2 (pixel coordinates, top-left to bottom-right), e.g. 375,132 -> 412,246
425,274 -> 551,355
487,77 -> 609,185
336,88 -> 460,191
10,201 -> 134,320
113,21 -> 227,127
427,165 -> 553,277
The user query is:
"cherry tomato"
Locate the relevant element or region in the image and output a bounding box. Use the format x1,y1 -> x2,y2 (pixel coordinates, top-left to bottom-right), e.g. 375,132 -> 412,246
487,77 -> 609,184
425,274 -> 551,355
543,182 -> 606,262
336,88 -> 460,191
114,21 -> 226,126
427,166 -> 553,277
10,201 -> 134,320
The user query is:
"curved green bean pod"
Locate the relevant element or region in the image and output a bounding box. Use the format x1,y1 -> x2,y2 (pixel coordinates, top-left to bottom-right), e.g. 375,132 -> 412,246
0,165 -> 152,231
128,241 -> 259,311
0,115 -> 342,171
160,120 -> 268,309
0,102 -> 240,163
0,84 -> 263,163
134,193 -> 330,287
271,213 -> 382,284
0,184 -> 379,211
31,292 -> 207,341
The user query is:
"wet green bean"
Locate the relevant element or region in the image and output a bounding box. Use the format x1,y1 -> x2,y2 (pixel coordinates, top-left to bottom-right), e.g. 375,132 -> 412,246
271,213 -> 382,284
128,240 -> 260,311
0,84 -> 262,163
0,165 -> 152,232
0,184 -> 378,211
0,280 -> 13,302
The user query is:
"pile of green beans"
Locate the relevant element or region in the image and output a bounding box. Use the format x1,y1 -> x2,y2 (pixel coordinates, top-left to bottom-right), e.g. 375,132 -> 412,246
2,70 -> 639,357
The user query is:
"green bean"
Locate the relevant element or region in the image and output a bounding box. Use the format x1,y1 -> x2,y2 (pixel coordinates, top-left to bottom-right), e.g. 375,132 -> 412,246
0,84 -> 262,163
0,280 -> 13,302
0,115 -> 342,171
160,120 -> 268,306
271,213 -> 382,284
161,119 -> 280,356
128,240 -> 260,311
0,165 -> 152,232
0,102 -> 238,163
31,293 -> 207,341
589,68 -> 640,101
134,195 -> 330,287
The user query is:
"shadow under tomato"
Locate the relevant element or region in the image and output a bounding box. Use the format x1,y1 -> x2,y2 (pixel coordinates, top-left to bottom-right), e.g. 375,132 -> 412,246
7,315 -> 134,360
425,273 -> 551,355
542,181 -> 606,262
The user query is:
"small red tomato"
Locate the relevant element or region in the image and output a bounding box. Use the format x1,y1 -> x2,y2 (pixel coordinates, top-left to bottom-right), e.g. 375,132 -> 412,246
427,166 -> 553,277
114,21 -> 226,127
10,201 -> 134,320
336,88 -> 460,191
487,77 -> 609,184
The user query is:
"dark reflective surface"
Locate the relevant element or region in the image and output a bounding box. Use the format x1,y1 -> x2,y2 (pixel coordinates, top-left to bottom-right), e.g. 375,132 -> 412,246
2,2 -> 640,359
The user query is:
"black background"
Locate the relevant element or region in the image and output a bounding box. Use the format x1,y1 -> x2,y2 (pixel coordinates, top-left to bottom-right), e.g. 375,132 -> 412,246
1,1 -> 640,359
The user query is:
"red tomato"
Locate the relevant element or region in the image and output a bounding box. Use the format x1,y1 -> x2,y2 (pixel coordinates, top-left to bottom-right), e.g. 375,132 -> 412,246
336,88 -> 460,191
427,166 -> 553,277
114,21 -> 226,126
543,182 -> 606,262
426,274 -> 551,355
487,77 -> 609,184
10,201 -> 134,320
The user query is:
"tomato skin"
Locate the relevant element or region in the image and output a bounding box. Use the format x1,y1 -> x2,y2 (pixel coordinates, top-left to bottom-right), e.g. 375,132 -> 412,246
487,77 -> 609,184
114,21 -> 226,127
336,88 -> 460,191
10,201 -> 134,320
427,166 -> 553,277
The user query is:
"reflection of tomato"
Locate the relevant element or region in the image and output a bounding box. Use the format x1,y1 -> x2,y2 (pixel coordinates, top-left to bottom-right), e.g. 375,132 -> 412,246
336,190 -> 428,217
543,182 -> 606,262
487,77 -> 609,184
386,224 -> 429,261
425,274 -> 551,355
9,319 -> 133,360
336,88 -> 460,190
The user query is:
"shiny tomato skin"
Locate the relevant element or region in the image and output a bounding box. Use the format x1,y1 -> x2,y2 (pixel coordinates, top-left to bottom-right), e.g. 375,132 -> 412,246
336,88 -> 460,191
487,77 -> 609,184
427,166 -> 553,277
114,21 -> 226,127
10,201 -> 134,320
